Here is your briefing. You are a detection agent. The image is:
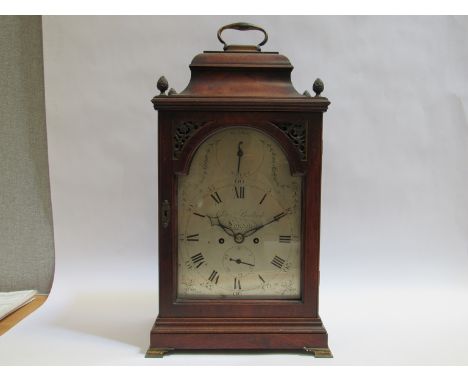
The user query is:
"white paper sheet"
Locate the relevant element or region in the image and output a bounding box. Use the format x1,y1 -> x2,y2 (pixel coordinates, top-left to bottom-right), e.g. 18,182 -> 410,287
0,290 -> 37,320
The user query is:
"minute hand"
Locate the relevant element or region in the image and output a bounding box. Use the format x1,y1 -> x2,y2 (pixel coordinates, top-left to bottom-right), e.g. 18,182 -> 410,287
242,211 -> 288,238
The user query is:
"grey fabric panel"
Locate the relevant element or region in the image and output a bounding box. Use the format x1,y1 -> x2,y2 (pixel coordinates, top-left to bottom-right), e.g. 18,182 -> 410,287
0,16 -> 55,293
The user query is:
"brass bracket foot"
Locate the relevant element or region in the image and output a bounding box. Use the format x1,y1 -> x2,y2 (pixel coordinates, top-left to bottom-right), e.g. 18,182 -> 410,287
145,348 -> 174,358
303,347 -> 333,358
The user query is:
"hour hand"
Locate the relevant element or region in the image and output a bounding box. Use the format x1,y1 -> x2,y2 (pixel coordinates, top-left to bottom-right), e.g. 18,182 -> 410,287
207,215 -> 235,238
229,258 -> 254,267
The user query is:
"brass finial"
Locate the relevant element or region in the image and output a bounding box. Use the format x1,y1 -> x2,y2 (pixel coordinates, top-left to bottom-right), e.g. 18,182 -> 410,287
168,88 -> 178,96
303,90 -> 311,97
157,76 -> 169,95
313,78 -> 324,97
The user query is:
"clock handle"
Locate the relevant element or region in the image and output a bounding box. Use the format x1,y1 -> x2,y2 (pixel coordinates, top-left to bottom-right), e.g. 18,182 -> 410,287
217,22 -> 268,52
161,199 -> 170,229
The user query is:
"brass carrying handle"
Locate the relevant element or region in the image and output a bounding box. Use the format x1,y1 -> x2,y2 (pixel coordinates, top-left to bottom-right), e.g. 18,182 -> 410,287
217,22 -> 268,51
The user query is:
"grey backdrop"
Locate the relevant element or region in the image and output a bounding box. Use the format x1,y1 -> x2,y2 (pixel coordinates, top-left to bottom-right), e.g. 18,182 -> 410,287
1,16 -> 467,365
0,16 -> 54,294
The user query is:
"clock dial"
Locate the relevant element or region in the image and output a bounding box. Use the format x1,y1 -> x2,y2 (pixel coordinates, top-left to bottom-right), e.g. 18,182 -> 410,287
177,127 -> 302,299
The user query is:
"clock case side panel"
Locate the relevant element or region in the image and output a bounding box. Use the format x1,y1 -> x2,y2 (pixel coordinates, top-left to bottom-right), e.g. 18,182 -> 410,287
157,111 -> 178,313
156,111 -> 324,319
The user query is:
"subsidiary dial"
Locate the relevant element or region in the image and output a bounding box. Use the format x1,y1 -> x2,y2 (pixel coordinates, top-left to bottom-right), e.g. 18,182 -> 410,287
222,245 -> 255,278
215,129 -> 265,178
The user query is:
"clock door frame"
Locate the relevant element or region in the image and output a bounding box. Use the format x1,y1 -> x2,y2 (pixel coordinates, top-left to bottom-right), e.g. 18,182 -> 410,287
157,110 -> 324,319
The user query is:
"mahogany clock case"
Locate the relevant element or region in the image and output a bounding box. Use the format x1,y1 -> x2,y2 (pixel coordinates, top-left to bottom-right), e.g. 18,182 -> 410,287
148,23 -> 331,357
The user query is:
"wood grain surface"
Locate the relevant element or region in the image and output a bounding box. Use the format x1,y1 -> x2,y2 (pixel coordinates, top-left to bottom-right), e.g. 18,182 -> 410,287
0,295 -> 47,336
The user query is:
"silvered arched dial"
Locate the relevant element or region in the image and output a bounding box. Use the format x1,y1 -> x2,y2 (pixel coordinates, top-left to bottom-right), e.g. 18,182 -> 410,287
177,127 -> 301,299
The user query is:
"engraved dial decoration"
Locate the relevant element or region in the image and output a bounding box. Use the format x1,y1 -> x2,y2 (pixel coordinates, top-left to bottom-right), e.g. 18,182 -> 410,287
177,127 -> 302,299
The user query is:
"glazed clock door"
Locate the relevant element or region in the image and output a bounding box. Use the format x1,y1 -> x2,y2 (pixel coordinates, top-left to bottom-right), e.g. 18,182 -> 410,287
177,126 -> 302,299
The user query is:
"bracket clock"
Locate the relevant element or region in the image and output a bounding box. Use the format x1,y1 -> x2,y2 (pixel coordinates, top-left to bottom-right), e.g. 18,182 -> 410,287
147,23 -> 332,358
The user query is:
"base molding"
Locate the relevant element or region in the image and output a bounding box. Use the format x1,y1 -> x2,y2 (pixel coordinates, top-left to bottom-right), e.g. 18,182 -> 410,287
148,316 -> 331,356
